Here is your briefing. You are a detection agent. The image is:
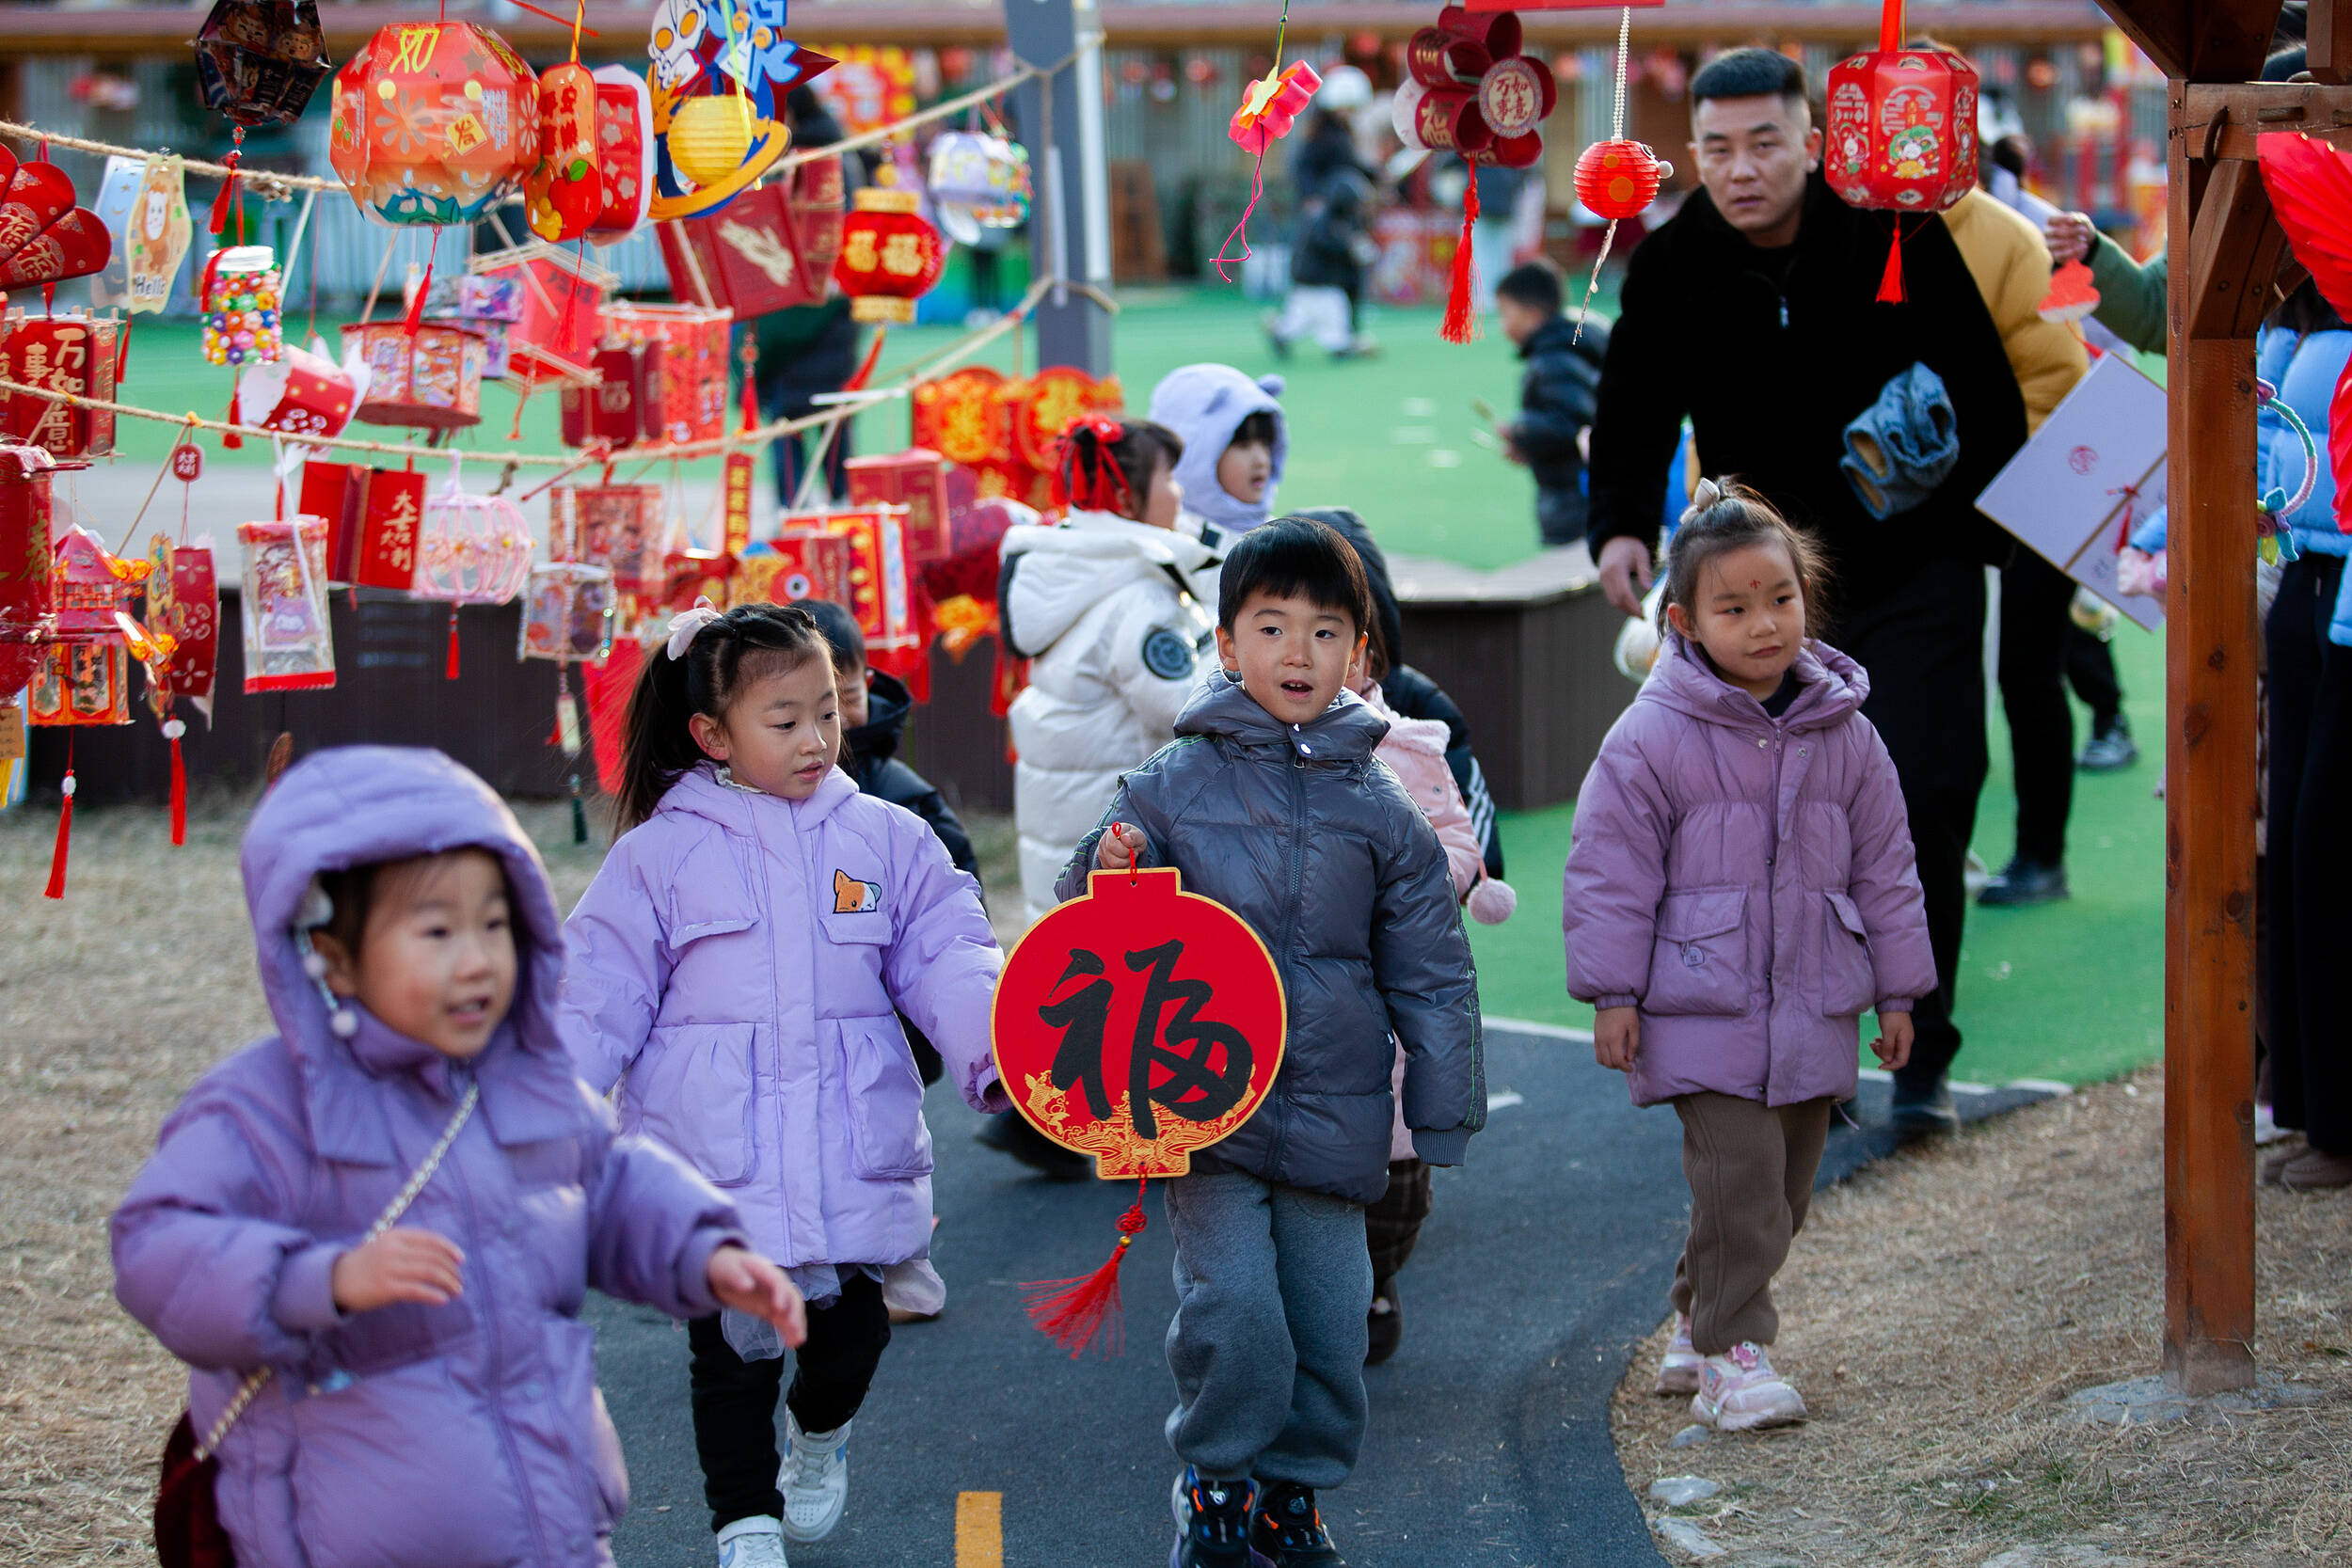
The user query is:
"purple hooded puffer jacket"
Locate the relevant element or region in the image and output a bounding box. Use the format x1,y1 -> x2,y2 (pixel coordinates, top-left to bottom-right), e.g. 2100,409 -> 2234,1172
111,747 -> 752,1568
562,765 -> 1007,1275
1563,636 -> 1938,1108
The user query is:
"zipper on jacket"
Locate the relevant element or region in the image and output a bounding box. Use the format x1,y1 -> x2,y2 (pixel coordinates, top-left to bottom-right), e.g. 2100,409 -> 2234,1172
1271,747 -> 1310,1168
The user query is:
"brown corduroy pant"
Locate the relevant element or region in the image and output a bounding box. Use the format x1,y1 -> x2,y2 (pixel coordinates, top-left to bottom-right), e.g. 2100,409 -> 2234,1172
1668,1092 -> 1837,1354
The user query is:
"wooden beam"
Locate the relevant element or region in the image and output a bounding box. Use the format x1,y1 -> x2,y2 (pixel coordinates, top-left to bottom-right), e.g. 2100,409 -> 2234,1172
2182,82 -> 2352,157
2162,79 -> 2261,1399
2095,0 -> 2193,80
2310,0 -> 2352,83
2185,157 -> 2294,338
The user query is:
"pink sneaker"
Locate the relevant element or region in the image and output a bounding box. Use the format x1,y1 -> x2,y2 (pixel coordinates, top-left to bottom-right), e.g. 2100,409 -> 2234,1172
1691,1342 -> 1808,1432
1654,1313 -> 1702,1395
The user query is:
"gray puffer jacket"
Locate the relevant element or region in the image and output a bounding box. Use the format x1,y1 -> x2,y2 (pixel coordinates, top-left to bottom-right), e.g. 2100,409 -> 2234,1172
1057,674 -> 1485,1204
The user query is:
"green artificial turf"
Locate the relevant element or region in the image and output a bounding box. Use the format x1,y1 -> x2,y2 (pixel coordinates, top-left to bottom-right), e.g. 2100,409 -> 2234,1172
1470,621 -> 2167,1088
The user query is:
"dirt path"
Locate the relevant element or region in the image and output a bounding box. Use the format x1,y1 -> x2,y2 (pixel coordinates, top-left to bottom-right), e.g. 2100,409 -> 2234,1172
1613,1071 -> 2352,1567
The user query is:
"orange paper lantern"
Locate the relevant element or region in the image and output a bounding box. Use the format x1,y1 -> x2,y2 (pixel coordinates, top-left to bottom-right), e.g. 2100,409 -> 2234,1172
328,22 -> 539,228
832,188 -> 944,325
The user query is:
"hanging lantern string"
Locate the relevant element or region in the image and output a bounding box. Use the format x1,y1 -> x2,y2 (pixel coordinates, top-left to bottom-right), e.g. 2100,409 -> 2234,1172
1212,0 -> 1292,281
1574,7 -> 1636,346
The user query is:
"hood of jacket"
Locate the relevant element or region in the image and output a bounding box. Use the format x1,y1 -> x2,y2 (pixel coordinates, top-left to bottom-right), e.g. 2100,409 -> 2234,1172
1290,506 -> 1405,671
1149,363 -> 1289,533
241,746 -> 585,1158
1641,632 -> 1870,736
1175,669 -> 1391,760
845,669 -> 913,771
998,508 -> 1220,658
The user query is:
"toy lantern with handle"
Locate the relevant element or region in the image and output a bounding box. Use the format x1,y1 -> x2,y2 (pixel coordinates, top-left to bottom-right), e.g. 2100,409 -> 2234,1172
1822,0 -> 1979,303
992,859 -> 1285,1354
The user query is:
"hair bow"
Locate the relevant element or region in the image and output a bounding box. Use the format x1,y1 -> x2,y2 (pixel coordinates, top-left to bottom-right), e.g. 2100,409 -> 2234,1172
1056,416 -> 1135,515
1677,477 -> 1723,531
666,596 -> 723,660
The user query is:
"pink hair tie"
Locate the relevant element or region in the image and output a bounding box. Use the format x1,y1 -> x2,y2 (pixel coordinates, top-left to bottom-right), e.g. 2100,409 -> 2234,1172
666,596 -> 722,660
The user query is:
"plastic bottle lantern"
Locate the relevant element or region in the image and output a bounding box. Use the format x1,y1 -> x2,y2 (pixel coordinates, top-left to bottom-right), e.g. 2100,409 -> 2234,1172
328,22 -> 540,228
195,0 -> 334,129
1823,1 -> 1979,303
927,131 -> 1030,245
833,189 -> 944,325
201,245 -> 282,367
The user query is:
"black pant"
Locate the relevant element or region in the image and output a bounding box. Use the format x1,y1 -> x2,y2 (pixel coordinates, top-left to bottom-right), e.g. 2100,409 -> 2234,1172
2265,555 -> 2352,1153
2065,623 -> 2124,733
688,1275 -> 892,1533
1835,556 -> 1989,1091
1997,551 -> 2079,866
1364,1159 -> 1434,1285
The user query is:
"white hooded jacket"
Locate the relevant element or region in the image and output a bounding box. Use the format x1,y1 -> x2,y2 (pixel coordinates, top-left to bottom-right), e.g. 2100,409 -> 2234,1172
999,508 -> 1218,918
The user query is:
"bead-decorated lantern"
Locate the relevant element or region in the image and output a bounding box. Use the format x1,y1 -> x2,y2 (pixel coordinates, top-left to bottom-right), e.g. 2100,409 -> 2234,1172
195,0 -> 333,129
328,22 -> 540,228
201,245 -> 282,367
1823,0 -> 1979,303
833,188 -> 944,325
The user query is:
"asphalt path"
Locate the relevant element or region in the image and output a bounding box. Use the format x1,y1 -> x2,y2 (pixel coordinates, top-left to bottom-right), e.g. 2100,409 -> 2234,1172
590,1024 -> 2049,1568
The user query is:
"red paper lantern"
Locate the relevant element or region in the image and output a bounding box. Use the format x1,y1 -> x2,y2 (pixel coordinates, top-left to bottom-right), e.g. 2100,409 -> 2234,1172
833,188 -> 944,325
1824,2 -> 1979,302
992,864 -> 1285,1180
525,61 -> 602,244
1574,138 -> 1666,221
328,22 -> 540,228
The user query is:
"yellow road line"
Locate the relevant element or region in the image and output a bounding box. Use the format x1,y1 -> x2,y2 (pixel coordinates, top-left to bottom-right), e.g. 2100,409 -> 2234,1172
955,1490 -> 1004,1568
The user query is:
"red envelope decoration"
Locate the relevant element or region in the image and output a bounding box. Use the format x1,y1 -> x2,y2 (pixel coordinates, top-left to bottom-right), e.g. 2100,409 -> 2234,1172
0,162 -> 78,266
0,211 -> 114,291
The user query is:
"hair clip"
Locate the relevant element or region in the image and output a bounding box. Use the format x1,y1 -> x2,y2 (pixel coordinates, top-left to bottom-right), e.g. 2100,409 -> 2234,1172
1678,477 -> 1724,530
666,596 -> 723,661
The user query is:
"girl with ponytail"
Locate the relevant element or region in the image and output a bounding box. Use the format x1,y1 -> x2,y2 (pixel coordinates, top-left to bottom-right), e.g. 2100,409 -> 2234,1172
563,600 -> 1009,1564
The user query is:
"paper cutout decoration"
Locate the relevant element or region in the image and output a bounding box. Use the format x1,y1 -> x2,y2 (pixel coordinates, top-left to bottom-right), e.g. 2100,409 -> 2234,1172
341,320 -> 486,428
589,66 -> 656,242
1229,60 -> 1322,156
30,526 -> 150,727
527,61 -> 603,244
0,443 -> 58,694
928,131 -> 1030,246
2,312 -> 120,458
645,0 -> 835,223
552,483 -> 666,593
993,863 -> 1285,1179
201,245 -> 281,366
517,562 -> 614,662
0,159 -> 77,267
300,460 -> 425,590
236,338 -> 363,440
833,187 -> 944,325
0,209 -> 112,293
1824,0 -> 1979,303
237,515 -> 335,691
328,23 -> 541,228
658,159 -> 844,320
196,0 -> 333,128
124,157 -> 194,314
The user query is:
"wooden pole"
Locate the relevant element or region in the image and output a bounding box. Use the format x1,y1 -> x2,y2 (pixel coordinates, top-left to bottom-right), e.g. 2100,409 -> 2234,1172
2161,87 -> 2260,1397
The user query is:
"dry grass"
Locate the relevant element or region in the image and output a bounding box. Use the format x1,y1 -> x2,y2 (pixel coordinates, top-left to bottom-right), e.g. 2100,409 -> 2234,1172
1613,1072 -> 2352,1567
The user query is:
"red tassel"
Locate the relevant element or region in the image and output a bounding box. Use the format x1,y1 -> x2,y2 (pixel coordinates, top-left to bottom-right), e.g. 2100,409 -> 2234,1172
402,261 -> 433,337
445,606 -> 461,680
43,768 -> 74,899
1020,1182 -> 1148,1357
839,329 -> 886,395
166,718 -> 186,847
1441,172 -> 1482,344
208,150 -> 241,237
221,386 -> 242,451
117,313 -> 131,384
1876,221 -> 1905,305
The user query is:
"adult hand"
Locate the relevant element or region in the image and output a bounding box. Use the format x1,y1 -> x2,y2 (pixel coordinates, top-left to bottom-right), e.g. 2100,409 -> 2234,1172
1597,535 -> 1656,618
1870,1011 -> 1915,1073
331,1227 -> 466,1313
1097,823 -> 1148,872
1593,1006 -> 1640,1072
2044,212 -> 2095,265
707,1245 -> 808,1348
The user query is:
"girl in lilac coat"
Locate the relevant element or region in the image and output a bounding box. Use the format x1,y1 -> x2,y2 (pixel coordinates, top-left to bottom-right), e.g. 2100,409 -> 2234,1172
1564,483 -> 1936,1434
562,602 -> 1006,1567
112,746 -> 806,1568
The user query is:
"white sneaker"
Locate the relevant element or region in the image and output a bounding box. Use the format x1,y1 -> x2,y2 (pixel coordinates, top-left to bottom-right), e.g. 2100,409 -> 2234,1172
716,1516 -> 788,1568
1655,1312 -> 1703,1396
778,1413 -> 850,1543
1691,1341 -> 1808,1432
2255,1101 -> 2294,1146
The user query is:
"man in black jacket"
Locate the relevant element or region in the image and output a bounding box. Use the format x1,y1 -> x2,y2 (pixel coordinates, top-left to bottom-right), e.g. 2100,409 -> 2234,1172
1495,260 -> 1608,546
1584,48 -> 2028,1133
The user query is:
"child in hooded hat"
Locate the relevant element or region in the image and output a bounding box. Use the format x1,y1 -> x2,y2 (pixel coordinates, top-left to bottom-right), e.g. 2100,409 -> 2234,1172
1149,364 -> 1290,549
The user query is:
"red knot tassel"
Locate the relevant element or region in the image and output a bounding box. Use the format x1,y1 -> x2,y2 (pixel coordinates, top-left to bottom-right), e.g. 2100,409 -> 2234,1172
1021,1180 -> 1148,1358
165,718 -> 187,847
1876,220 -> 1905,305
445,606 -> 461,681
207,149 -> 241,237
43,767 -> 74,899
402,261 -> 434,338
1440,170 -> 1481,344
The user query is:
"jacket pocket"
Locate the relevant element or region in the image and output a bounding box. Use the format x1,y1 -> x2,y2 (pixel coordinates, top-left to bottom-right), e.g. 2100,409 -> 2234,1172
1821,892 -> 1878,1018
840,1018 -> 934,1180
1643,888 -> 1750,1017
631,1022 -> 759,1187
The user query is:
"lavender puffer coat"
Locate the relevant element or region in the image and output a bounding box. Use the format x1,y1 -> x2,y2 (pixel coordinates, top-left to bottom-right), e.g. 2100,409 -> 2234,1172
562,765 -> 1006,1275
112,747 -> 751,1568
1564,637 -> 1937,1108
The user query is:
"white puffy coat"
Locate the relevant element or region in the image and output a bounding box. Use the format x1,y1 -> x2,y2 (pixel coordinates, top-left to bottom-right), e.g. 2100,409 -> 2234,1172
1000,508 -> 1217,919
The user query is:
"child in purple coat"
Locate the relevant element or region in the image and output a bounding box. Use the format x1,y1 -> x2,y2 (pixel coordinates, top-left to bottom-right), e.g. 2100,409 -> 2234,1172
562,601 -> 1007,1566
1563,482 -> 1936,1433
112,746 -> 806,1568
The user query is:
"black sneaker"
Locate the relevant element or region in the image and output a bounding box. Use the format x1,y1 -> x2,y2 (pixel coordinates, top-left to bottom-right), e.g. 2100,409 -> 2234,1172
1252,1482 -> 1345,1567
1365,1277 -> 1401,1367
1888,1073 -> 1959,1136
2078,716 -> 2139,772
1977,857 -> 2069,907
1171,1470 -> 1264,1568
974,1112 -> 1092,1181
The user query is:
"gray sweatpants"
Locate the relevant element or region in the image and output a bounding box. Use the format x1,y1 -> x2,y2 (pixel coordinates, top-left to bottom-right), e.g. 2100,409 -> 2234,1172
1163,1171 -> 1372,1489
